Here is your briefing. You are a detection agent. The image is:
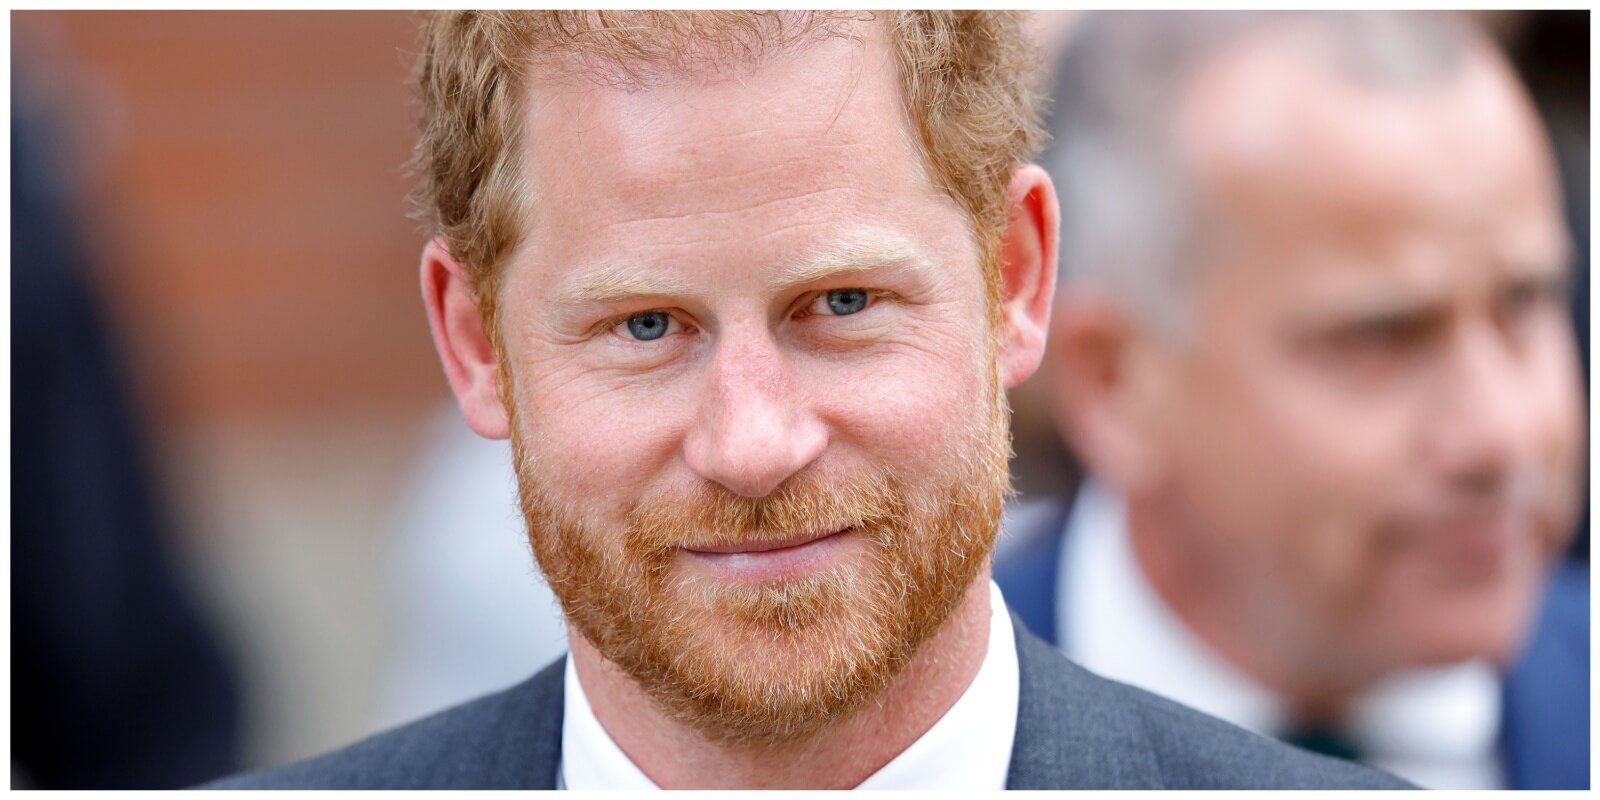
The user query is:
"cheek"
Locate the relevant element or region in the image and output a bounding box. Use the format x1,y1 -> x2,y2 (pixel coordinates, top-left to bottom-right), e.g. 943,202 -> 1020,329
1523,343 -> 1584,538
808,335 -> 994,474
512,350 -> 696,518
1165,353 -> 1409,577
1259,380 -> 1412,505
1529,340 -> 1583,461
1257,385 -> 1415,574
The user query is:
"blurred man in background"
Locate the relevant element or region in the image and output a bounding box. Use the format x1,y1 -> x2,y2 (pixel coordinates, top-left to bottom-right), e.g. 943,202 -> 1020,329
997,11 -> 1587,789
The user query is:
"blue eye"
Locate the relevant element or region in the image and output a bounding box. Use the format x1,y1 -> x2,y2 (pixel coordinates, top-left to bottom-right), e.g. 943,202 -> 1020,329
818,289 -> 870,316
624,311 -> 671,341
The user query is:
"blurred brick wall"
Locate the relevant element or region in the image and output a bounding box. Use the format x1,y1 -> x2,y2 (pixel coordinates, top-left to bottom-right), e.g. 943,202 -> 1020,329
14,11 -> 445,428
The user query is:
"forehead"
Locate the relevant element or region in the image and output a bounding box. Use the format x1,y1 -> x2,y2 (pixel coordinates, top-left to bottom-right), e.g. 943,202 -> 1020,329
1176,31 -> 1562,269
512,22 -> 964,278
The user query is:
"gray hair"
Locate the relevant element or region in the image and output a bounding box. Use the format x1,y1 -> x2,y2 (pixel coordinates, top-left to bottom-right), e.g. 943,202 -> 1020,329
1044,11 -> 1478,336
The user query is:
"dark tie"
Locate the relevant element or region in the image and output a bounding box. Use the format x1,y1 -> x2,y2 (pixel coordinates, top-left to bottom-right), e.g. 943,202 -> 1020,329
1281,724 -> 1365,763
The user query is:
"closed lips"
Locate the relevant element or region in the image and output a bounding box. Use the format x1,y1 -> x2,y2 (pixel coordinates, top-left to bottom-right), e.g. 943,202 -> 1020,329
684,527 -> 853,554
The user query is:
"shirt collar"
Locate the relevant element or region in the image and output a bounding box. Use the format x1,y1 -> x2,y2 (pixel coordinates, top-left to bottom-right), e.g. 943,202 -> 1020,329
557,648 -> 655,790
1059,481 -> 1504,789
559,580 -> 1019,789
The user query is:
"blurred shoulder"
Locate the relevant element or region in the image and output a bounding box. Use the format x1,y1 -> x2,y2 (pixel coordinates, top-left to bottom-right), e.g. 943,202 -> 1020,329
1119,677 -> 1411,789
1512,561 -> 1590,675
200,656 -> 566,790
1009,621 -> 1411,789
997,495 -> 1073,560
1540,560 -> 1589,627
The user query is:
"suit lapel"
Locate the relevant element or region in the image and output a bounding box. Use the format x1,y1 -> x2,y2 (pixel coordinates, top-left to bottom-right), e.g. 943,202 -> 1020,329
1005,613 -> 1163,788
483,655 -> 567,788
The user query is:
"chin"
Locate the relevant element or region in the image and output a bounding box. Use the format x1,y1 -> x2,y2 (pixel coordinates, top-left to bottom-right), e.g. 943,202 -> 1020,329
1362,525 -> 1561,668
647,571 -> 912,744
1382,577 -> 1546,669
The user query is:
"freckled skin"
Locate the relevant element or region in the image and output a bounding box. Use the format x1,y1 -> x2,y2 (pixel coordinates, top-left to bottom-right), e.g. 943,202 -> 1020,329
500,32 -> 990,524
422,21 -> 1058,789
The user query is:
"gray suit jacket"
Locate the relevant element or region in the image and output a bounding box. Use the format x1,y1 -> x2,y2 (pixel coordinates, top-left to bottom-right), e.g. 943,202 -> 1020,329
205,616 -> 1409,789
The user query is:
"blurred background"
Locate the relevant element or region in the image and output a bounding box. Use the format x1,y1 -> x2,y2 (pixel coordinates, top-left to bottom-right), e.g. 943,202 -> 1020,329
8,10 -> 1587,788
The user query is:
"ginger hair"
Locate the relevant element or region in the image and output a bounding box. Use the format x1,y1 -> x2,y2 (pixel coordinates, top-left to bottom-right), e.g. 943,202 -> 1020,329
409,11 -> 1047,326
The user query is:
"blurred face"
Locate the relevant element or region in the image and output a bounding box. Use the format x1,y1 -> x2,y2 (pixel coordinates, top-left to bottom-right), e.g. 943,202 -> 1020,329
497,28 -> 1010,743
1140,39 -> 1581,676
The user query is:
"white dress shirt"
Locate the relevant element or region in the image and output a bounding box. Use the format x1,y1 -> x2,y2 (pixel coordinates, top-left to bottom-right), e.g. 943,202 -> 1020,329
1059,481 -> 1505,789
559,580 -> 1019,789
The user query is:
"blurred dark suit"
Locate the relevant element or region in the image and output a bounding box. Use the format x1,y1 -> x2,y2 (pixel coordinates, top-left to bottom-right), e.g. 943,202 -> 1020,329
11,113 -> 243,788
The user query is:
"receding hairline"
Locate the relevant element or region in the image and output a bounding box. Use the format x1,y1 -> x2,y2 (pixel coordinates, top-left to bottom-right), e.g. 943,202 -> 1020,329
1175,27 -> 1522,202
515,11 -> 872,91
1045,11 -> 1498,336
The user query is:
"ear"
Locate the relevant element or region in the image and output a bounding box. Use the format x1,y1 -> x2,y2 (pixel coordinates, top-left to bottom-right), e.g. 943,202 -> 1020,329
1047,293 -> 1164,496
996,164 -> 1060,389
421,238 -> 511,439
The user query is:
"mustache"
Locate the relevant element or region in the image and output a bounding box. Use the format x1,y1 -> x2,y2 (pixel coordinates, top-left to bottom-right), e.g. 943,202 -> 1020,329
625,469 -> 906,557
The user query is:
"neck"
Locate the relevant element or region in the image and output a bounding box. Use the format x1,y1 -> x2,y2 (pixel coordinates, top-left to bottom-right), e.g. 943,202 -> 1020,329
569,570 -> 994,789
1124,503 -> 1377,723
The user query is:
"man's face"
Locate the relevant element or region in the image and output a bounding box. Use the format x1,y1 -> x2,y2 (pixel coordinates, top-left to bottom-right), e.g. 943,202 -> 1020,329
1138,40 -> 1582,676
496,28 -> 1010,742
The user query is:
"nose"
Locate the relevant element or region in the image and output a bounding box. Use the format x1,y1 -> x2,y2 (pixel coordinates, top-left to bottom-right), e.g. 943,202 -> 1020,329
1430,322 -> 1535,496
682,328 -> 828,498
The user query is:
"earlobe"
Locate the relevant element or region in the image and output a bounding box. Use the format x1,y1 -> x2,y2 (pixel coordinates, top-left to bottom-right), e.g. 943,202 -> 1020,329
1047,298 -> 1164,497
420,238 -> 511,439
995,164 -> 1060,389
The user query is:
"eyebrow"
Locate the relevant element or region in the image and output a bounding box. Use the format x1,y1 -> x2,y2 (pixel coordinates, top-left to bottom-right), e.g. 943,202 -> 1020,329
779,230 -> 936,285
552,261 -> 698,305
553,230 -> 936,306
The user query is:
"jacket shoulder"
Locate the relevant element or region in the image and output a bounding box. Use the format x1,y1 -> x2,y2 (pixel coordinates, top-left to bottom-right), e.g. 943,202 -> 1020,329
1008,621 -> 1411,789
1122,678 -> 1410,789
1503,563 -> 1590,789
200,657 -> 566,789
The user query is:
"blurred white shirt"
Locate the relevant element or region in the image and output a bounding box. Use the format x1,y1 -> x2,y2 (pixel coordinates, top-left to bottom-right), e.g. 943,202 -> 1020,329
1059,481 -> 1504,789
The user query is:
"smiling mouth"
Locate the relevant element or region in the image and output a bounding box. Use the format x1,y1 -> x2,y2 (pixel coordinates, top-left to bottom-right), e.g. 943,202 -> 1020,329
684,527 -> 854,555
